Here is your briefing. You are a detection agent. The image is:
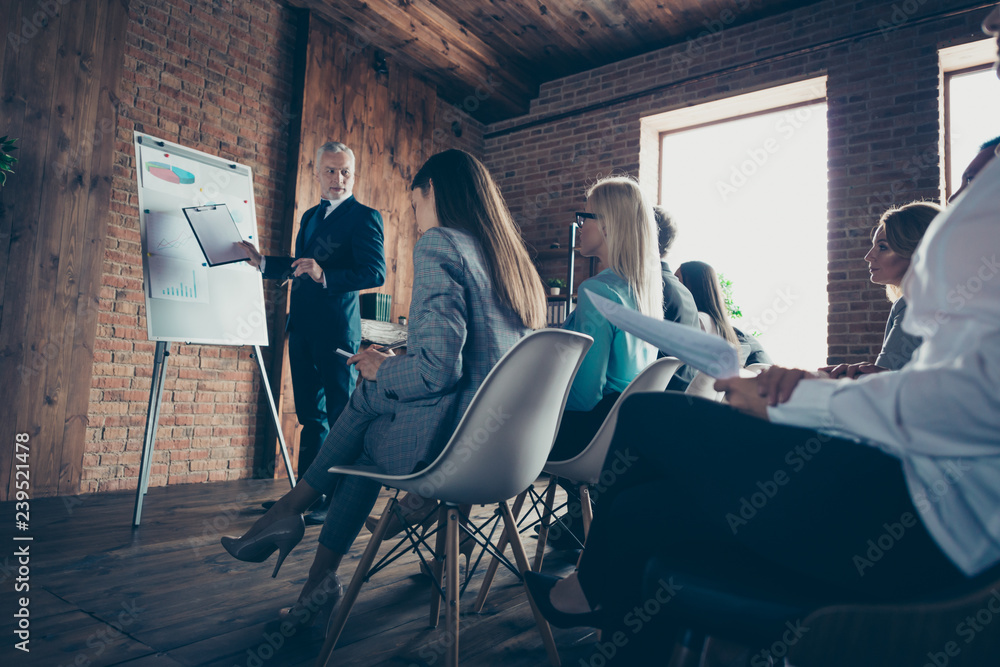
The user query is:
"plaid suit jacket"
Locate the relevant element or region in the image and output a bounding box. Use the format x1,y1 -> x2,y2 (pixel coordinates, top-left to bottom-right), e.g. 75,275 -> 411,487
356,227 -> 531,474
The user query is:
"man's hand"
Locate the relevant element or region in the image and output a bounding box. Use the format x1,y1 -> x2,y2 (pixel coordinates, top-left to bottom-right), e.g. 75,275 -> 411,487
754,366 -> 825,406
292,258 -> 324,283
713,376 -> 770,420
239,240 -> 262,269
348,346 -> 392,382
818,362 -> 887,379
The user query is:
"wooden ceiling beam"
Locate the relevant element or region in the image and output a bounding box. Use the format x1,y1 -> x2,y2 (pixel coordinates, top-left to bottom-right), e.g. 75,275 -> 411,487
291,0 -> 538,122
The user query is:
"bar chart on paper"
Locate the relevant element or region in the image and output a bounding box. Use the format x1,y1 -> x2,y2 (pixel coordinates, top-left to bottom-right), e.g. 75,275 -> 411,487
148,254 -> 210,304
161,276 -> 199,299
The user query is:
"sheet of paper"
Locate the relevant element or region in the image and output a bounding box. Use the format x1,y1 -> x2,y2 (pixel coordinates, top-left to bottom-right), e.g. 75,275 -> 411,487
584,288 -> 740,379
148,254 -> 210,303
146,211 -> 205,262
183,204 -> 248,266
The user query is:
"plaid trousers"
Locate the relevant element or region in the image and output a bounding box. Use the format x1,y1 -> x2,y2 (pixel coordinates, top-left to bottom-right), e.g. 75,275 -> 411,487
302,378 -> 396,554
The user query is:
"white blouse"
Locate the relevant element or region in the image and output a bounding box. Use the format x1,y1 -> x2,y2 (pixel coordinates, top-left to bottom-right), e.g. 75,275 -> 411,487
769,156 -> 1000,577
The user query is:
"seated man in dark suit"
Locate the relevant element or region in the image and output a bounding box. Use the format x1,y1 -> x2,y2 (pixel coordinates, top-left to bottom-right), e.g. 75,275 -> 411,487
653,206 -> 702,391
241,141 -> 385,523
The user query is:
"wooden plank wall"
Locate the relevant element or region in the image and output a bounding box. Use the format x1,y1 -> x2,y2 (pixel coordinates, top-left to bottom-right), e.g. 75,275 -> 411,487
271,13 -> 438,478
0,0 -> 129,500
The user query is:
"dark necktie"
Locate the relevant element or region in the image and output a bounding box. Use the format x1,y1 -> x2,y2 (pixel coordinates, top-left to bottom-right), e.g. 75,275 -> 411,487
304,200 -> 331,248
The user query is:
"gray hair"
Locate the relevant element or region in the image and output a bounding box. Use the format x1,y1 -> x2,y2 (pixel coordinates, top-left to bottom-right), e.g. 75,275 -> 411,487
316,141 -> 355,167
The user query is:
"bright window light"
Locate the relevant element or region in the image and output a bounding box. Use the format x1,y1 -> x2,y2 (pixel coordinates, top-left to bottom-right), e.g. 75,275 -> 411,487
659,101 -> 829,368
946,67 -> 1000,198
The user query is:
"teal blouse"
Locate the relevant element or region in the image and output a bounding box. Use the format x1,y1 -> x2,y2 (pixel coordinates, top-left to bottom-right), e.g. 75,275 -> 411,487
561,269 -> 657,412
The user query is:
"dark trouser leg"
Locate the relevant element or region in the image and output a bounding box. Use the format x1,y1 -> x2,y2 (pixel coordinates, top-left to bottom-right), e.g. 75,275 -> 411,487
577,392 -> 966,621
288,332 -> 358,475
312,334 -> 358,470
550,392 -> 621,461
288,332 -> 328,476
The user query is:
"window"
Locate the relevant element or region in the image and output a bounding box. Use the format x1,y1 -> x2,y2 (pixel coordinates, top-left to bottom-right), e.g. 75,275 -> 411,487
643,79 -> 828,368
941,39 -> 1000,199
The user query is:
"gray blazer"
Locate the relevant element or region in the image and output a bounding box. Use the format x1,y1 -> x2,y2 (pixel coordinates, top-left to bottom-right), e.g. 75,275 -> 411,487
875,297 -> 922,370
362,227 -> 531,474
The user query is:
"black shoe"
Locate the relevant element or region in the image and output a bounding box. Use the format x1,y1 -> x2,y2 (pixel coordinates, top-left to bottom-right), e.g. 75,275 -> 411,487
523,571 -> 605,629
304,509 -> 328,526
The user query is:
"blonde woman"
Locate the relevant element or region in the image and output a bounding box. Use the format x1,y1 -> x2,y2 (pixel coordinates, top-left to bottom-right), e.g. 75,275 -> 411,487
550,176 -> 663,461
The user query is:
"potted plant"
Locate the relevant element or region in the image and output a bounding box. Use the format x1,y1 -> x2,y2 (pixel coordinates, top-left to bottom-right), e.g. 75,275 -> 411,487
0,136 -> 17,187
547,278 -> 566,296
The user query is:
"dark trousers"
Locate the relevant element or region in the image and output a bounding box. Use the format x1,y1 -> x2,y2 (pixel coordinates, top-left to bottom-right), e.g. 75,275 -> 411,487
550,392 -> 621,461
287,331 -> 358,475
577,392 -> 966,647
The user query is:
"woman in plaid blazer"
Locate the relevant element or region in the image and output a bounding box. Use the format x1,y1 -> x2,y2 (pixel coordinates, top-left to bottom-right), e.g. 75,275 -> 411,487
222,150 -> 547,626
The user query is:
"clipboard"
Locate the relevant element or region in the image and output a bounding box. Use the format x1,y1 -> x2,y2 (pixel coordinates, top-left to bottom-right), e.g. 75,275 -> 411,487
182,204 -> 250,267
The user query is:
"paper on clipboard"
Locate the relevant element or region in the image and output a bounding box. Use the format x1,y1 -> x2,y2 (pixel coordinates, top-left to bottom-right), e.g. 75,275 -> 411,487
584,288 -> 741,379
182,204 -> 249,266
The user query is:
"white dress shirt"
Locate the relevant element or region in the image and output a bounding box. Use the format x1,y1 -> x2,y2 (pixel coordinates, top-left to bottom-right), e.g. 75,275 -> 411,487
769,156 -> 1000,577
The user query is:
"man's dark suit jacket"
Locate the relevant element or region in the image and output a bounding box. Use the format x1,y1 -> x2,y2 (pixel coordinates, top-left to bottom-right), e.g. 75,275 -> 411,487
263,195 -> 386,347
661,261 -> 698,328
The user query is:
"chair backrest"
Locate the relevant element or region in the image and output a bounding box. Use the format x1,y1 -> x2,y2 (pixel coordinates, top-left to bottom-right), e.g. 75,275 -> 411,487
543,357 -> 683,485
684,370 -> 725,402
393,329 -> 592,505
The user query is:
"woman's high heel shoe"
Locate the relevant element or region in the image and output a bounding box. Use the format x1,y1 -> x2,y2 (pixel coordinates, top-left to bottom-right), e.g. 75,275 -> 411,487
221,515 -> 305,578
420,532 -> 477,585
523,571 -> 606,629
277,573 -> 344,630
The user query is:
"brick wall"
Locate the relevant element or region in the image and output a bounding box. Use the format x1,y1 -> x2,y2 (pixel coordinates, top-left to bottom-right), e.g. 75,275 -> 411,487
86,0 -> 299,493
483,0 -> 988,364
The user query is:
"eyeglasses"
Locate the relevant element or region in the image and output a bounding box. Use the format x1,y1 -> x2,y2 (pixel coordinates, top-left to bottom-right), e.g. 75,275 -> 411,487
575,212 -> 596,227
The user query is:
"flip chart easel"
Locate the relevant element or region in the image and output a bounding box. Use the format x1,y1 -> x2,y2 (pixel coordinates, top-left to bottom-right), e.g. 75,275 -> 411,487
131,132 -> 295,526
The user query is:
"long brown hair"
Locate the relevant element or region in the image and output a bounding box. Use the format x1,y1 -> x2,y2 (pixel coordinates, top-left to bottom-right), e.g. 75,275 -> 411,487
411,150 -> 546,329
675,261 -> 739,346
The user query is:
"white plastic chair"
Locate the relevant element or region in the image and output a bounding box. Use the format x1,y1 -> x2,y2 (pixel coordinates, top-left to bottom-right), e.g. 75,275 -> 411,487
473,357 -> 684,609
316,329 -> 593,667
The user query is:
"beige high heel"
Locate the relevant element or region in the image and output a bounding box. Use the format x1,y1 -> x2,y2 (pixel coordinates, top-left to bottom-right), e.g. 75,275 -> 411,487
277,573 -> 344,630
221,515 -> 305,578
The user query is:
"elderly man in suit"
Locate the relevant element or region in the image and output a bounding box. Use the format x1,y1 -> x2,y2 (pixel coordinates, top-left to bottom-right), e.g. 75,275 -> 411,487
241,141 -> 385,523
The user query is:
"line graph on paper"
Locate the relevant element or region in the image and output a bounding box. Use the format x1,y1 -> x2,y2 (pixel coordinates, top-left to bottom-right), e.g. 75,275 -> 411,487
146,211 -> 205,262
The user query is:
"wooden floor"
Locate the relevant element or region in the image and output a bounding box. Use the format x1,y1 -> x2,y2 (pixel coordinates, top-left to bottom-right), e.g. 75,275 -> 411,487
0,478 -> 601,666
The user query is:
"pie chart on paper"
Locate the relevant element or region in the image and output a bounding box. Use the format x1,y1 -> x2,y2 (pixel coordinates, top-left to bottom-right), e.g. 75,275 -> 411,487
146,161 -> 196,185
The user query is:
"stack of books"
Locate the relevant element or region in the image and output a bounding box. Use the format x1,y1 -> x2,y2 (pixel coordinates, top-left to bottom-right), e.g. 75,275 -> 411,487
546,300 -> 567,326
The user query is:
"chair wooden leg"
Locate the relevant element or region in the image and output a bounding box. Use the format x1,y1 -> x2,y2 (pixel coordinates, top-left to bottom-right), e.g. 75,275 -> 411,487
576,484 -> 592,569
445,505 -> 461,667
473,488 -> 527,612
429,503 -> 449,628
316,497 -> 396,667
500,500 -> 562,667
533,477 -> 558,571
